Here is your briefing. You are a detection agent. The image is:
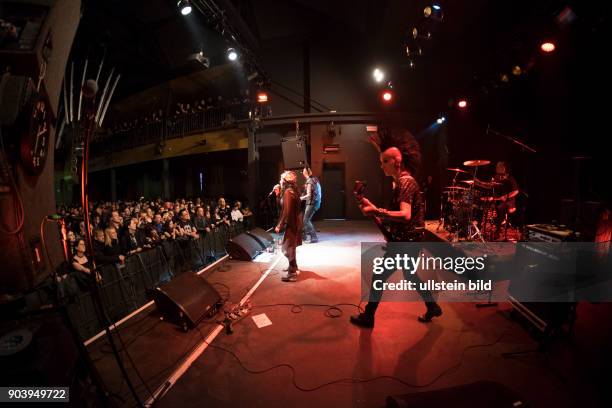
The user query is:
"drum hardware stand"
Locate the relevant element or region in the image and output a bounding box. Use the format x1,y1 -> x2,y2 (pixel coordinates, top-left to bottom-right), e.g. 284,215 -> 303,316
467,166 -> 483,243
468,220 -> 488,244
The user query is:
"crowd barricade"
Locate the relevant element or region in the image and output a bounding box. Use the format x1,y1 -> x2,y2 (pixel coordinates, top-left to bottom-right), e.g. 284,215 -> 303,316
66,223 -> 245,340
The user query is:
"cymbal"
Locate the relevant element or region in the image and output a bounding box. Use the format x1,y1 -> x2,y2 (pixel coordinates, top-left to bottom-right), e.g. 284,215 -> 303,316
446,167 -> 469,174
460,179 -> 500,189
463,160 -> 491,167
443,186 -> 468,190
475,180 -> 503,188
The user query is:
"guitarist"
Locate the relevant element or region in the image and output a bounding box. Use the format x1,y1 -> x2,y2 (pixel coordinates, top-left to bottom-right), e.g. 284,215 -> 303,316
350,127 -> 442,328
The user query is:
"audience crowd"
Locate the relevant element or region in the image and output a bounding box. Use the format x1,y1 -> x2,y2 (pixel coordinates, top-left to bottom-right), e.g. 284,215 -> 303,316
57,197 -> 254,285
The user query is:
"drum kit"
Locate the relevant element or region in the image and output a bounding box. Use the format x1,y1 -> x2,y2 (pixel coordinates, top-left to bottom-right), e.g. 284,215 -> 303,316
439,160 -> 509,241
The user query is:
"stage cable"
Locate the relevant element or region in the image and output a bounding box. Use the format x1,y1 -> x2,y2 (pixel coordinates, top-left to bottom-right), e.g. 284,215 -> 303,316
195,324 -> 509,392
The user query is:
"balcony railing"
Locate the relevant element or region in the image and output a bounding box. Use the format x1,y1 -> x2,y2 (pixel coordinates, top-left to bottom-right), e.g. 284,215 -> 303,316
92,103 -> 253,155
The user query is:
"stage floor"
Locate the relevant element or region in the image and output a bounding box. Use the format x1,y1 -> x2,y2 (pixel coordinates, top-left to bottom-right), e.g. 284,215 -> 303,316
88,220 -> 610,408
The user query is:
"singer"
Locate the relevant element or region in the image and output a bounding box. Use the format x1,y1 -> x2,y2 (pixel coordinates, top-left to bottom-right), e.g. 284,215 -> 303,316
274,171 -> 303,282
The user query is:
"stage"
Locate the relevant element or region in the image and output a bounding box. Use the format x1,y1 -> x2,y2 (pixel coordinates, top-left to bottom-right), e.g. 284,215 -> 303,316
88,220 -> 609,407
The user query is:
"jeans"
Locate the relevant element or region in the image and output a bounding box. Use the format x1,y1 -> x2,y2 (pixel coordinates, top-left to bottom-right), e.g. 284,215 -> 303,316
364,242 -> 435,317
303,203 -> 319,240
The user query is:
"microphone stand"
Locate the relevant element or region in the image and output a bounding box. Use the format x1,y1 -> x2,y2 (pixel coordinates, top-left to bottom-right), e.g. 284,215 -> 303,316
486,125 -> 537,153
486,125 -> 537,234
80,82 -> 144,407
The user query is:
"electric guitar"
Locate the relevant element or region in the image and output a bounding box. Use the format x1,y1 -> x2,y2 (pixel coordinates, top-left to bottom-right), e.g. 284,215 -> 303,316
354,180 -> 424,242
353,180 -> 395,242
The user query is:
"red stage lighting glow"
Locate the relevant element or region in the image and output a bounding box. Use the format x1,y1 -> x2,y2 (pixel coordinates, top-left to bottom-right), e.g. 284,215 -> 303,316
457,99 -> 468,109
541,42 -> 556,53
382,91 -> 393,102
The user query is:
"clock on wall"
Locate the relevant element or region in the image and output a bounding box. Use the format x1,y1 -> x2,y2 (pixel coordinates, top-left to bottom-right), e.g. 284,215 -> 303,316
20,96 -> 51,176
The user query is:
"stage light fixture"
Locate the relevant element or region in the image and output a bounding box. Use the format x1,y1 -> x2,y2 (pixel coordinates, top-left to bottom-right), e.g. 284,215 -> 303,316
372,68 -> 385,83
381,89 -> 394,103
178,0 -> 192,15
412,27 -> 431,40
257,92 -> 268,103
227,48 -> 238,61
541,42 -> 556,53
458,99 -> 468,109
512,65 -> 522,76
405,41 -> 422,57
424,4 -> 443,20
437,117 -> 445,124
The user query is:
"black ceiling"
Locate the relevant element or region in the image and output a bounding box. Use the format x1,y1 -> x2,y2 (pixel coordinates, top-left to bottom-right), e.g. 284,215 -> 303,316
69,0 -> 608,129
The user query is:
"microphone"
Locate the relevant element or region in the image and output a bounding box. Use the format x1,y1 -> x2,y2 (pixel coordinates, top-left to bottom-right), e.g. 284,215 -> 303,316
81,79 -> 98,98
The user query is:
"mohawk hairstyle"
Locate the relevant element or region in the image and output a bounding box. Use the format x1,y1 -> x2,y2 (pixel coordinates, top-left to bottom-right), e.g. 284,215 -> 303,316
369,126 -> 422,174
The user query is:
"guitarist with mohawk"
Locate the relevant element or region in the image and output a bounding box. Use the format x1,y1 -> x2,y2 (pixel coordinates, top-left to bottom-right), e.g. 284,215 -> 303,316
350,126 -> 442,328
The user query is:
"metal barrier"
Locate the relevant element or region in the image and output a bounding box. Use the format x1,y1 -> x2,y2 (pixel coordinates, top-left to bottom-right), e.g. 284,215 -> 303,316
66,223 -> 245,340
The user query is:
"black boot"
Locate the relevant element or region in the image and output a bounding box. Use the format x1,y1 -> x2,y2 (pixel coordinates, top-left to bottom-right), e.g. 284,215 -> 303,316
417,302 -> 442,323
350,312 -> 375,328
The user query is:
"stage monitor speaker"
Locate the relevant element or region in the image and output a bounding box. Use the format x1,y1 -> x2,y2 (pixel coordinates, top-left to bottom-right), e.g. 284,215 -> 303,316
281,135 -> 307,169
245,228 -> 274,249
0,305 -> 108,404
508,239 -> 576,334
148,272 -> 221,331
386,381 -> 529,408
226,233 -> 262,261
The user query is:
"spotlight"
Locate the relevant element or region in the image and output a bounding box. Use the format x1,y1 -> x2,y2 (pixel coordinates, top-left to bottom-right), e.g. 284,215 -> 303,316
381,89 -> 394,103
424,4 -> 443,20
457,99 -> 468,109
372,68 -> 385,83
412,27 -> 431,40
512,65 -> 522,76
178,0 -> 192,15
188,51 -> 210,69
541,42 -> 556,53
257,92 -> 268,103
227,48 -> 238,61
405,41 -> 422,57
437,116 -> 446,124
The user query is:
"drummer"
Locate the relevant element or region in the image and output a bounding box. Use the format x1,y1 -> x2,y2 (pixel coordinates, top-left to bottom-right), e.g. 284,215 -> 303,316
491,161 -> 519,230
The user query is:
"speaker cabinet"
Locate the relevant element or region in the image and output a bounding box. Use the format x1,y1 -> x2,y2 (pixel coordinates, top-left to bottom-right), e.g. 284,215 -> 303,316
245,228 -> 274,249
0,0 -> 81,294
509,240 -> 576,334
281,135 -> 307,169
0,0 -> 81,118
226,233 -> 263,261
148,272 -> 221,331
0,305 -> 108,404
